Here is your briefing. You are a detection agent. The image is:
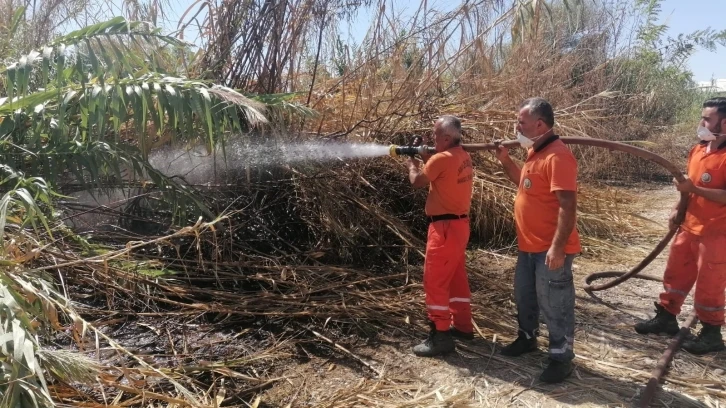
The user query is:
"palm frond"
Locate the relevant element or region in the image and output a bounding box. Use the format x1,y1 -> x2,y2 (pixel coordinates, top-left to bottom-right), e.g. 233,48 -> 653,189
0,268 -> 94,408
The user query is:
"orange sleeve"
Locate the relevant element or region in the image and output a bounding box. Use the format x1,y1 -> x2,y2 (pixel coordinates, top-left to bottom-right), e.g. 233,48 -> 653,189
423,154 -> 446,181
547,152 -> 578,192
686,145 -> 698,178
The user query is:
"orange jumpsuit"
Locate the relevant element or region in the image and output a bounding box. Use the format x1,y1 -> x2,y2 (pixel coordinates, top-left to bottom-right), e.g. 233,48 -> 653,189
660,142 -> 726,326
422,146 -> 474,332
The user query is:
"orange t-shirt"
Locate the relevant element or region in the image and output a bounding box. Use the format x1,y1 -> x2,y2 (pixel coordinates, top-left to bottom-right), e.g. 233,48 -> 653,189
422,146 -> 474,216
681,142 -> 726,236
513,138 -> 581,254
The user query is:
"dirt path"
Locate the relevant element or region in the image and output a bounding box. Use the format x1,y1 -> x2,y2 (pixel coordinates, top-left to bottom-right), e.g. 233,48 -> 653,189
259,185 -> 726,407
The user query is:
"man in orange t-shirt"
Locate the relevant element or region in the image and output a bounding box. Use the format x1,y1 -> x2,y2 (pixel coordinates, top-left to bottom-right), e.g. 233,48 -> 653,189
634,97 -> 726,355
494,97 -> 580,384
406,115 -> 474,357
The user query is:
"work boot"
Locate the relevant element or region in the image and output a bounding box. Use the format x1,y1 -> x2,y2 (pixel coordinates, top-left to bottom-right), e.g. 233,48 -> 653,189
413,324 -> 455,357
634,302 -> 680,336
682,323 -> 725,355
539,359 -> 573,383
500,333 -> 537,357
449,325 -> 474,341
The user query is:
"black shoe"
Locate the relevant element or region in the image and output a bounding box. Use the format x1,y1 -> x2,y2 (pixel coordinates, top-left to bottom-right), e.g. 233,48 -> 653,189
500,333 -> 537,357
634,302 -> 679,336
539,359 -> 573,383
449,326 -> 474,341
682,323 -> 725,355
413,324 -> 455,357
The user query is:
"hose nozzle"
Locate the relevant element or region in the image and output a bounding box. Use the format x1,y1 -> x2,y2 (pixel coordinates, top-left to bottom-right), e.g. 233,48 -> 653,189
388,144 -> 436,158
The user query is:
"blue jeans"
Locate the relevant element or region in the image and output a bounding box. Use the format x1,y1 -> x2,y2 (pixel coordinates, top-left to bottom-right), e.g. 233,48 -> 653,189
514,251 -> 576,362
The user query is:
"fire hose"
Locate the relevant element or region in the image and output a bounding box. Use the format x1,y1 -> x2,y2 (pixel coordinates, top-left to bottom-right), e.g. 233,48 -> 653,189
390,138 -> 697,407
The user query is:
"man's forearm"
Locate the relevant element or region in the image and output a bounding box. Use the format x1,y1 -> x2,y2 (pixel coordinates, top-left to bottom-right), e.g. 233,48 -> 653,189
552,203 -> 577,250
409,167 -> 420,185
500,158 -> 522,185
691,186 -> 726,204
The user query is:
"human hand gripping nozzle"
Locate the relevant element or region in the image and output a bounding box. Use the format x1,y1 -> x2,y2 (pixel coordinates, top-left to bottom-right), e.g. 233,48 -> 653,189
388,136 -> 436,158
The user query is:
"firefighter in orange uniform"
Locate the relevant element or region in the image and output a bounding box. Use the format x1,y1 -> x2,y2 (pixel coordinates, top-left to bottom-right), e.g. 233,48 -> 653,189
494,97 -> 580,383
635,97 -> 726,355
406,115 -> 475,357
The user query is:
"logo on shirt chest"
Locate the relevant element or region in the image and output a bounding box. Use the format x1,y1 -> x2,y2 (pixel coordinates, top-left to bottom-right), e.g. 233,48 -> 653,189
701,172 -> 712,184
523,178 -> 532,189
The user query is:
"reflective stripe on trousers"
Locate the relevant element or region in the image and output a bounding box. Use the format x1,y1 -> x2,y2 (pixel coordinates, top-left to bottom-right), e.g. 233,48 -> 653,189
424,218 -> 472,332
660,230 -> 726,326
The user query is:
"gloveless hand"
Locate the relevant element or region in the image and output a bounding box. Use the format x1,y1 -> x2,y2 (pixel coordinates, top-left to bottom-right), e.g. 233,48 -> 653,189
421,149 -> 432,163
546,245 -> 566,270
406,157 -> 421,171
673,177 -> 694,193
494,145 -> 510,162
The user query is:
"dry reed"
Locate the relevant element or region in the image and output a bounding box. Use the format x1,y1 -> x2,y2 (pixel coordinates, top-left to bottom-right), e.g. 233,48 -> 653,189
6,0 -> 713,406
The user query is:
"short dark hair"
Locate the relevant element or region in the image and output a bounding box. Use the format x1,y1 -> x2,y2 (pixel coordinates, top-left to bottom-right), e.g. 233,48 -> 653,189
703,97 -> 726,120
520,97 -> 555,128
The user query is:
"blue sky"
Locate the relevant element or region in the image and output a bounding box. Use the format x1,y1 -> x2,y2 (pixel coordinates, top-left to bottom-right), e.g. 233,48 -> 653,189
163,0 -> 724,82
659,0 -> 725,82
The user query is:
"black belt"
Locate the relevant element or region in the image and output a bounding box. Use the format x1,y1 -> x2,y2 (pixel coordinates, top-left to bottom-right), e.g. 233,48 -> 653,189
428,214 -> 468,223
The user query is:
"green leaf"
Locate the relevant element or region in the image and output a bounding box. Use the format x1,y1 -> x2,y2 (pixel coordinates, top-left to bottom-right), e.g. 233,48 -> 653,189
13,320 -> 24,363
0,88 -> 59,116
7,63 -> 16,105
199,88 -> 215,146
56,44 -> 66,89
23,338 -> 36,374
85,40 -> 102,80
9,6 -> 25,36
0,193 -> 10,241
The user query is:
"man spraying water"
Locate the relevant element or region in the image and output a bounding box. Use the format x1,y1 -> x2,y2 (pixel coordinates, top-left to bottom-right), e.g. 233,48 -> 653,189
404,115 -> 475,357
